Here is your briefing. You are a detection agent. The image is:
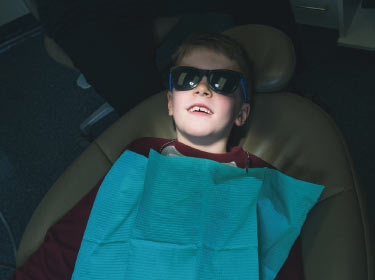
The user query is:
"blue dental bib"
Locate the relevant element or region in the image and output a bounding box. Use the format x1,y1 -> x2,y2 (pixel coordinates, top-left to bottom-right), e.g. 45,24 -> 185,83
72,149 -> 324,280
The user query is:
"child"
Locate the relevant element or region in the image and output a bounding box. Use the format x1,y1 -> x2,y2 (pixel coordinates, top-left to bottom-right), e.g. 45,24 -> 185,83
10,32 -> 304,280
166,32 -> 251,154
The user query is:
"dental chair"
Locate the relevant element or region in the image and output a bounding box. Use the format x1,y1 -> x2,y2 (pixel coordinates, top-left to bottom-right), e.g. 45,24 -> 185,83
15,24 -> 374,279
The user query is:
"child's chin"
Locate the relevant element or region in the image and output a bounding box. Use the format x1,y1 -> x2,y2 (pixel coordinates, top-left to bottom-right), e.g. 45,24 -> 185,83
185,127 -> 212,137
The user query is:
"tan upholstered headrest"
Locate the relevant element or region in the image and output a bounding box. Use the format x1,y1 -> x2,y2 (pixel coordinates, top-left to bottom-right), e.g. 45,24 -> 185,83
223,25 -> 296,93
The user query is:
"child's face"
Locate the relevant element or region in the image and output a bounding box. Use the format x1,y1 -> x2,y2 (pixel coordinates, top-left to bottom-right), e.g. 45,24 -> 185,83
167,47 -> 250,146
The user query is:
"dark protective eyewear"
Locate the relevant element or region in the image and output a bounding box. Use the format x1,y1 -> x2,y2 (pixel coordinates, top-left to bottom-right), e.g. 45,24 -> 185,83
169,66 -> 247,101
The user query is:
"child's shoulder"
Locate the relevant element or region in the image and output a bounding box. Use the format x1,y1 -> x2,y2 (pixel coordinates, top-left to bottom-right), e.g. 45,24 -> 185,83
247,152 -> 277,170
121,137 -> 172,157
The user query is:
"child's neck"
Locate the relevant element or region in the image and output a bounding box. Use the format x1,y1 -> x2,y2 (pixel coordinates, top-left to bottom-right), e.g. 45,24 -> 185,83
176,134 -> 228,154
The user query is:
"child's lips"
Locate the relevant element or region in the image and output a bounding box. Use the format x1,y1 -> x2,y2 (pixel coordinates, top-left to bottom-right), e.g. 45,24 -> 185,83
186,104 -> 214,115
189,111 -> 212,117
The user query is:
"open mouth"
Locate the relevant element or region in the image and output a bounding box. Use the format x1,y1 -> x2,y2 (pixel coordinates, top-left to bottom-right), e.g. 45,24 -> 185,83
187,104 -> 213,115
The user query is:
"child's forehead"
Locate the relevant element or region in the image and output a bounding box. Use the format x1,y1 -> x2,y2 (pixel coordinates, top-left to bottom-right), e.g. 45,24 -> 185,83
178,47 -> 242,72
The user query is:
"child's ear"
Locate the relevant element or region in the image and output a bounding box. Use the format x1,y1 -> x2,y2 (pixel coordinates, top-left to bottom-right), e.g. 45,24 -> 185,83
167,91 -> 173,116
234,103 -> 250,127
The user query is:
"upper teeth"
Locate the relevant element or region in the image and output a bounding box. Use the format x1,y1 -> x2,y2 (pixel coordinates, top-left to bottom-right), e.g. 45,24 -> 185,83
189,106 -> 212,114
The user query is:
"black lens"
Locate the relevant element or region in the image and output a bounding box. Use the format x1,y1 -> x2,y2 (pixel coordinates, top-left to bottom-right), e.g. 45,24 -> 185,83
172,67 -> 202,90
208,70 -> 240,94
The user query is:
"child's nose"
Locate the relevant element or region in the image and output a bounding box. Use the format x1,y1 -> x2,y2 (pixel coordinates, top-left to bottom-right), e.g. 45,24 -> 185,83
194,76 -> 213,97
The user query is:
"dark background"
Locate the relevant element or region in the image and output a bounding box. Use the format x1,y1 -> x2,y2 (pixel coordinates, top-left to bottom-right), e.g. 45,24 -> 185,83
0,4 -> 374,279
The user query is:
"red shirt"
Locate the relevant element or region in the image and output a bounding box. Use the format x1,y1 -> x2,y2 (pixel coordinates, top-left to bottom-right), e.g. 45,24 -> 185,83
11,137 -> 304,279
